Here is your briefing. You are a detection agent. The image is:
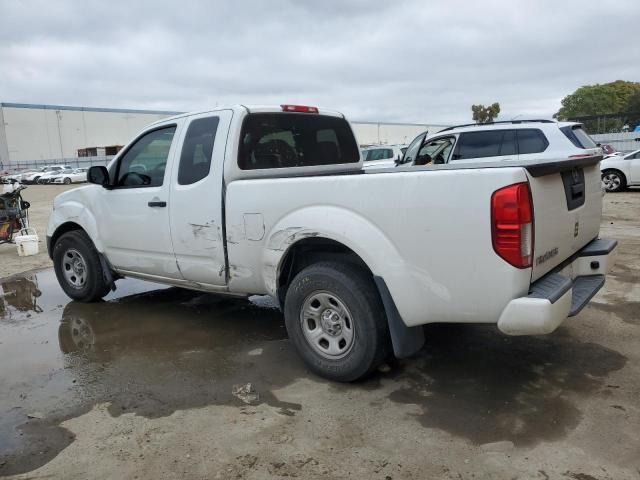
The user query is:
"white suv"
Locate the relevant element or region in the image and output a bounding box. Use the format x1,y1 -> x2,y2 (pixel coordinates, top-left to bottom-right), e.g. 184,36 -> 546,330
399,120 -> 600,167
361,145 -> 407,169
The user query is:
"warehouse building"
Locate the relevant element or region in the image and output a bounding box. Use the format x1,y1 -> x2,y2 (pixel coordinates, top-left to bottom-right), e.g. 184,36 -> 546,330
0,102 -> 447,167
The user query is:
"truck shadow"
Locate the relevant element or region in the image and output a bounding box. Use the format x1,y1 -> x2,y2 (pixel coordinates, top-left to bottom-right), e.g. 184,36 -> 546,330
384,324 -> 628,446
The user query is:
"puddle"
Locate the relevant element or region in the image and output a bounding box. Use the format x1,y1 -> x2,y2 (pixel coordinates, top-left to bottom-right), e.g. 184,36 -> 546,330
0,269 -> 302,475
0,269 -> 631,475
386,325 -> 627,446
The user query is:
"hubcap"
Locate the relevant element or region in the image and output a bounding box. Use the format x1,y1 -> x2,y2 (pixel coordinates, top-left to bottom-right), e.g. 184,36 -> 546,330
300,291 -> 355,359
62,248 -> 87,288
602,173 -> 620,191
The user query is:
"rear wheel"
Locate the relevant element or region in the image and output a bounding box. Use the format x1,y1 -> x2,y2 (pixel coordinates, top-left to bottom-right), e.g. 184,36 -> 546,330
53,230 -> 110,302
284,261 -> 389,382
602,169 -> 626,192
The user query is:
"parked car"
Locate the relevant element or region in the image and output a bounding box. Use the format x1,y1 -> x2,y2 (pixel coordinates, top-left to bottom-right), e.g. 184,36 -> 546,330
600,144 -> 616,156
361,145 -> 406,169
47,104 -> 616,382
2,169 -> 32,184
51,168 -> 88,184
600,148 -> 640,192
22,165 -> 72,184
399,120 -> 600,166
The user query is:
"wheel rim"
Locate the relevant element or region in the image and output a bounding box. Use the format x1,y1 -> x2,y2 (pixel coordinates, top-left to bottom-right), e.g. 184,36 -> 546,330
602,173 -> 621,191
300,291 -> 355,359
61,248 -> 88,289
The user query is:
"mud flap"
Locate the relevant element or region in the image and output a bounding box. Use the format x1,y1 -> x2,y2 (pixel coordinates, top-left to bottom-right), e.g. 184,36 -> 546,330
98,252 -> 117,292
374,276 -> 425,358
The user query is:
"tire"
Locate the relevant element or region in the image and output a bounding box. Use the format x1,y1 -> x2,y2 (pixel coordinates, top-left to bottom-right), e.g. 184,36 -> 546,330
63,177 -> 71,185
602,169 -> 626,193
284,261 -> 389,382
53,230 -> 111,302
33,176 -> 40,184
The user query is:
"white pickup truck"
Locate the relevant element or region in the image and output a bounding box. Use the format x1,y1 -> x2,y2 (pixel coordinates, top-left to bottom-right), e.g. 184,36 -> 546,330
47,104 -> 617,381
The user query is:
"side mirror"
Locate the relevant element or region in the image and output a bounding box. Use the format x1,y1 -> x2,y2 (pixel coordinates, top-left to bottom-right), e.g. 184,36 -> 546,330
87,166 -> 110,188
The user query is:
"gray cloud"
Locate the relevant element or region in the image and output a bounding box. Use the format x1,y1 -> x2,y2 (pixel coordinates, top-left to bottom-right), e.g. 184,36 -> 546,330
1,0 -> 638,123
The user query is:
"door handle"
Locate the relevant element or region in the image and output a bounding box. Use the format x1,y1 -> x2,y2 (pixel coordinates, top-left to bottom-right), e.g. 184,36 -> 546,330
148,201 -> 167,208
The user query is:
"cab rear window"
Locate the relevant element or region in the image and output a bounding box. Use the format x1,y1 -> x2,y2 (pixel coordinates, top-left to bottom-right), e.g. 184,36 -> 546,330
238,113 -> 360,170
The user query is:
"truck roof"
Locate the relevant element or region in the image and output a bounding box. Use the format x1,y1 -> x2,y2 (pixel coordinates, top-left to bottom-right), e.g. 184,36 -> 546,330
150,105 -> 345,126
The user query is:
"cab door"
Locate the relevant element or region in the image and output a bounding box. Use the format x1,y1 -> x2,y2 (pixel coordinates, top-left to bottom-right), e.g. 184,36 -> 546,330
96,122 -> 183,279
168,110 -> 233,286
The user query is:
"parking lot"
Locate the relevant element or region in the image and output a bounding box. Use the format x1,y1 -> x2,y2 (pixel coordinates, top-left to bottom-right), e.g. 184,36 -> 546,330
0,186 -> 637,479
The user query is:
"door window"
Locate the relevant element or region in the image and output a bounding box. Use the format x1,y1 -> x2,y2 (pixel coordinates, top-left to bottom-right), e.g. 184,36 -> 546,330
415,137 -> 456,165
400,132 -> 426,164
178,117 -> 220,185
115,126 -> 176,187
452,130 -> 519,160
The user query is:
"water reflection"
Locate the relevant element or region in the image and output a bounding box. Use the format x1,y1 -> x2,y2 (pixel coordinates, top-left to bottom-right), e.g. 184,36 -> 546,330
0,275 -> 43,317
57,288 -> 287,359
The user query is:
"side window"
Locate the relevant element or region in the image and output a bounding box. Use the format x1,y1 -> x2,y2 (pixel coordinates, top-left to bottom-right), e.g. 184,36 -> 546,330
452,131 -> 503,160
178,116 -> 220,185
500,130 -> 518,156
517,129 -> 549,154
116,126 -> 176,187
401,133 -> 426,164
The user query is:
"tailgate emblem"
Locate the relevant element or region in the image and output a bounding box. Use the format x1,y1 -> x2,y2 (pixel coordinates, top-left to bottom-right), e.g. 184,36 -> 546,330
574,221 -> 579,237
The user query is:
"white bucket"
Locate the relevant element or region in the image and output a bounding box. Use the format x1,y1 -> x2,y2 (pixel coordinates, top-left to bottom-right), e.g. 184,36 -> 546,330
15,228 -> 39,257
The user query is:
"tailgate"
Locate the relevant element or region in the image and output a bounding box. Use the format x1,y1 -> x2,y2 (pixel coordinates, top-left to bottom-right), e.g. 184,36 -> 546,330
526,157 -> 603,281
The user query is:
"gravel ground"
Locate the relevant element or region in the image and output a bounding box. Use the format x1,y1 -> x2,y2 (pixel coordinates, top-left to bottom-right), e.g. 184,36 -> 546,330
0,187 -> 638,480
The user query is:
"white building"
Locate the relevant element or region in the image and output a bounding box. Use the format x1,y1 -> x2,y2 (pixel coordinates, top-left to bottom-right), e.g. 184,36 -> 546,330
0,102 -> 448,166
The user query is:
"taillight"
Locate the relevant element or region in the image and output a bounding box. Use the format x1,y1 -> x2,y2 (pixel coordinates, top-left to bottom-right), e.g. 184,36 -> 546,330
281,104 -> 319,113
491,182 -> 533,268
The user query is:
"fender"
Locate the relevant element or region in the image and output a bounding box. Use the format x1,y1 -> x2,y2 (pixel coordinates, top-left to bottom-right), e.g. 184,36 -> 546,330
48,194 -> 103,252
261,205 -> 429,328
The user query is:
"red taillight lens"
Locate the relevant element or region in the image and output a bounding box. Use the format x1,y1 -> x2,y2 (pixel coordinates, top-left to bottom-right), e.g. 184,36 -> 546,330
491,182 -> 534,268
281,104 -> 319,113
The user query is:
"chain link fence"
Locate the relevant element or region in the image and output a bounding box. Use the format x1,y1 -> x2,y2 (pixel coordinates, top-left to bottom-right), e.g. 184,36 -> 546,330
4,156 -> 114,172
568,112 -> 640,135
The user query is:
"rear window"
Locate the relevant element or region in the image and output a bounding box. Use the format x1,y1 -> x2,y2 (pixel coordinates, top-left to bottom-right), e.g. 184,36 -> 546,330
517,129 -> 549,154
238,113 -> 359,170
560,125 -> 597,149
363,148 -> 393,161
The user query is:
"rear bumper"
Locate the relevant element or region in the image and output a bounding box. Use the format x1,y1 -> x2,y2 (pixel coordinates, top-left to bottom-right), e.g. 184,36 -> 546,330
497,238 -> 617,335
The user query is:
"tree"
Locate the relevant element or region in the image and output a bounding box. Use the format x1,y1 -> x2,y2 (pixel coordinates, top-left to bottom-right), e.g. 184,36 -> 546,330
471,103 -> 501,123
624,91 -> 640,131
554,80 -> 640,121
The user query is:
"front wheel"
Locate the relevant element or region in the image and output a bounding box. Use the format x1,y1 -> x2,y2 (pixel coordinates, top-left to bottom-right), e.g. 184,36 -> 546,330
284,261 -> 389,382
53,230 -> 111,302
63,177 -> 72,185
602,169 -> 626,192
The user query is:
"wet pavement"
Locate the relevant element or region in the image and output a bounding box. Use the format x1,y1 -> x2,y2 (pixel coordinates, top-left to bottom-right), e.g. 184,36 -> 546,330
1,251 -> 639,478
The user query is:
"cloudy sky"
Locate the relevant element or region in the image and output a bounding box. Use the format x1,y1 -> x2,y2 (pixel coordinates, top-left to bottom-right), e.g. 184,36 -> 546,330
1,0 -> 638,124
